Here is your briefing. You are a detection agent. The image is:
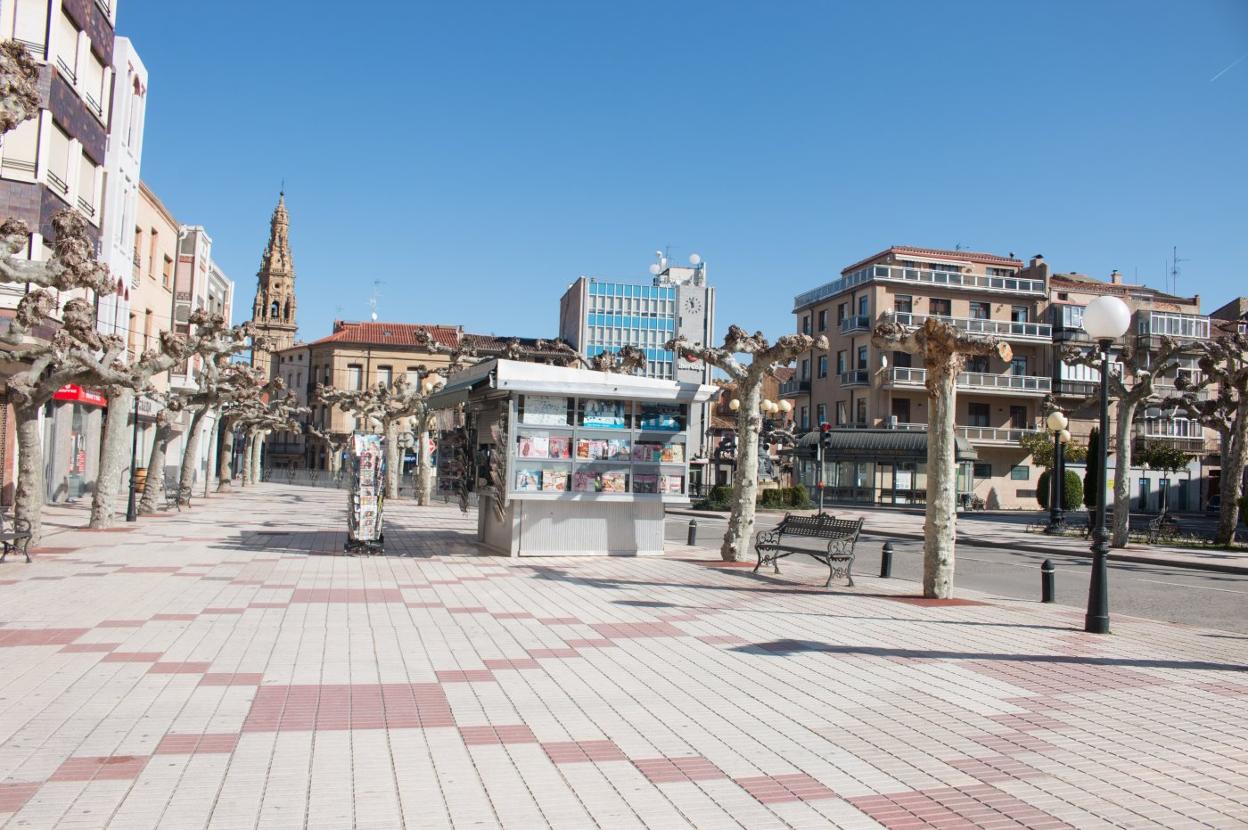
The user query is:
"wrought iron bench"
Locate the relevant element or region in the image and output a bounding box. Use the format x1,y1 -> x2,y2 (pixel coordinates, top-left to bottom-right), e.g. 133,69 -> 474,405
1129,513 -> 1180,544
0,511 -> 33,563
754,513 -> 864,588
162,474 -> 182,512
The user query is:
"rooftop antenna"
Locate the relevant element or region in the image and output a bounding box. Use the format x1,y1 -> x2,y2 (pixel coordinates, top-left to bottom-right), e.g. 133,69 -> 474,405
1168,246 -> 1189,296
369,280 -> 383,322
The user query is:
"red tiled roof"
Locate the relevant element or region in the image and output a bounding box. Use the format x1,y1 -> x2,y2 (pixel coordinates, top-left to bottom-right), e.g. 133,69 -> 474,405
1049,274 -> 1197,306
773,366 -> 795,382
307,321 -> 461,349
841,246 -> 1023,276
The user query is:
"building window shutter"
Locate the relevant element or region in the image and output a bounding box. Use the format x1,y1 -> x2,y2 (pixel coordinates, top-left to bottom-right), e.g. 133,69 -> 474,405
0,117 -> 39,180
54,11 -> 77,79
13,0 -> 49,51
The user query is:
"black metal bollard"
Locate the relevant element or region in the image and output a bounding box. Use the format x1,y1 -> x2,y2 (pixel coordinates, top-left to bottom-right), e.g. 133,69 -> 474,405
687,519 -> 697,546
1041,559 -> 1055,603
880,542 -> 893,578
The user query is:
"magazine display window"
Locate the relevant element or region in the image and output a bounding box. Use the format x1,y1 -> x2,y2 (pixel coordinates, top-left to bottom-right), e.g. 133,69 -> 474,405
426,359 -> 716,557
345,433 -> 385,554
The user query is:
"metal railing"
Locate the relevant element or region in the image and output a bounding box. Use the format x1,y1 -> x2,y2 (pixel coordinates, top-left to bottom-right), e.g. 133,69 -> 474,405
84,91 -> 103,117
839,369 -> 870,386
794,263 -> 1045,309
55,56 -> 76,83
887,367 -> 1051,393
15,38 -> 44,60
779,377 -> 810,396
76,196 -> 94,218
892,312 -> 1051,340
46,170 -> 69,195
839,314 -> 872,334
0,158 -> 36,176
893,422 -> 1042,443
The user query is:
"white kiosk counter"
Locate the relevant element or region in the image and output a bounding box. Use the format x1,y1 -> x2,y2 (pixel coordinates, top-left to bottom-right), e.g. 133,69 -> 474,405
427,359 -> 717,556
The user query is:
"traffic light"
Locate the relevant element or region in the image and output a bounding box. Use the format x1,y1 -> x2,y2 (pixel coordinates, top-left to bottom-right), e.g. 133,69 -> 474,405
819,421 -> 833,454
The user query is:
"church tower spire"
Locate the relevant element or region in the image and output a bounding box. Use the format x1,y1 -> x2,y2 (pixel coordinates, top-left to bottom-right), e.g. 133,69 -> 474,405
251,191 -> 298,378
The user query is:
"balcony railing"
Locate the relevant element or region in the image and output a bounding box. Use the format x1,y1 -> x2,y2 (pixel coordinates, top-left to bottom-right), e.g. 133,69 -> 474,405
891,422 -> 1042,443
1053,378 -> 1098,398
839,369 -> 870,386
76,196 -> 95,218
46,170 -> 69,195
15,39 -> 44,61
55,56 -> 76,84
0,158 -> 36,176
83,91 -> 103,118
840,314 -> 872,334
794,263 -> 1045,310
779,377 -> 811,396
887,367 -> 1051,394
892,312 -> 1051,341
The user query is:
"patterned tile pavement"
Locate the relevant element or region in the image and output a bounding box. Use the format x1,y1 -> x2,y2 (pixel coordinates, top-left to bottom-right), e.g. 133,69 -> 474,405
0,484 -> 1244,828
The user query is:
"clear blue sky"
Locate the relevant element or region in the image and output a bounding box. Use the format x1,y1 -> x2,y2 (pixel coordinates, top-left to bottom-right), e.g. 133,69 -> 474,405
122,0 -> 1247,343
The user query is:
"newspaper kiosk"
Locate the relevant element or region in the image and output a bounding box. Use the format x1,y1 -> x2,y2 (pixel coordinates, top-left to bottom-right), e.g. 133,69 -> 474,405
427,359 -> 717,556
345,433 -> 385,554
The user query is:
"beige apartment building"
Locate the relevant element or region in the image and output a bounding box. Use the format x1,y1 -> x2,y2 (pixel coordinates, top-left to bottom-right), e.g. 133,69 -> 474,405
787,246 -> 1221,511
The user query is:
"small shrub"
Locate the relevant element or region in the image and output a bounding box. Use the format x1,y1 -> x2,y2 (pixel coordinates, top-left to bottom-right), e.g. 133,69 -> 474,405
1037,469 -> 1084,511
788,484 -> 811,508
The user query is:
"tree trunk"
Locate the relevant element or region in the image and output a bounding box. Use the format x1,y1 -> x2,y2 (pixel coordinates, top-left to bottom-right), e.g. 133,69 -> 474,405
251,430 -> 265,484
1215,402 -> 1248,545
202,417 -> 218,498
721,377 -> 762,561
13,403 -> 46,546
239,432 -> 252,486
178,406 -> 208,506
384,419 -> 400,499
924,359 -> 959,598
1111,398 -> 1138,548
138,421 -> 174,514
217,418 -> 235,492
416,422 -> 433,506
89,387 -> 133,528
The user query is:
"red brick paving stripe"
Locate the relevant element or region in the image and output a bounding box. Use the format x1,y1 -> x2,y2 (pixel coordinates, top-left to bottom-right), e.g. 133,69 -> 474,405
0,628 -> 89,646
154,733 -> 239,754
435,669 -> 495,682
527,648 -> 581,659
248,602 -> 290,609
482,658 -> 541,670
848,784 -> 1073,829
564,638 -> 618,648
541,739 -> 627,764
147,661 -> 213,674
0,782 -> 39,813
240,683 -> 454,732
50,755 -> 149,782
1194,681 -> 1248,697
949,755 -> 1045,784
0,579 -> 17,585
633,756 -> 727,784
28,546 -> 77,554
199,672 -> 264,686
735,773 -> 836,804
200,576 -> 234,581
491,611 -> 533,620
151,613 -> 198,621
404,601 -> 445,609
961,660 -> 1163,695
697,634 -> 748,645
884,595 -> 991,607
98,620 -> 147,628
290,588 -> 404,603
459,725 -> 538,745
101,652 -> 163,662
59,643 -> 121,653
590,622 -> 685,639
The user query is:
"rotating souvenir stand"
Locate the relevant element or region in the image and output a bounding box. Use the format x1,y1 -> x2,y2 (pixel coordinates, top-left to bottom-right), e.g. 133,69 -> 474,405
425,359 -> 717,557
345,433 -> 385,554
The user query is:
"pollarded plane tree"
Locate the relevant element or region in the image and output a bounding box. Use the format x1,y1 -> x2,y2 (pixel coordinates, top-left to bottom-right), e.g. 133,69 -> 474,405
0,40 -> 39,135
234,390 -> 308,486
1061,336 -> 1184,547
214,369 -> 285,492
871,316 -> 1012,598
666,325 -> 826,562
1162,330 -> 1248,545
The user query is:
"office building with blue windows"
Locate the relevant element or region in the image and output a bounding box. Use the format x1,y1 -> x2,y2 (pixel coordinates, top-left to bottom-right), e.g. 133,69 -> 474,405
559,257 -> 717,473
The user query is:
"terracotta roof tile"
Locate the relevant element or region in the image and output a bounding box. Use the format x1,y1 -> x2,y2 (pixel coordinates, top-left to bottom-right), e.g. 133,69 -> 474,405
307,322 -> 460,349
841,245 -> 1023,275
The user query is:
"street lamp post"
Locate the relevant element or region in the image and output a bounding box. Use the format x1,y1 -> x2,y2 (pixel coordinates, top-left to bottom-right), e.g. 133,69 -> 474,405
1081,294 -> 1132,634
125,393 -> 141,522
1045,410 -> 1069,533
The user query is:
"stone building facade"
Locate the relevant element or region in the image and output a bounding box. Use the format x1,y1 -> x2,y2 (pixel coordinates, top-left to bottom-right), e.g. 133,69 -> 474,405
249,193 -> 297,380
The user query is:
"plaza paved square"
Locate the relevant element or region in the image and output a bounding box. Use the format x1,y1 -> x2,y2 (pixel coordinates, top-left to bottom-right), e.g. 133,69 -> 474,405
0,484 -> 1245,828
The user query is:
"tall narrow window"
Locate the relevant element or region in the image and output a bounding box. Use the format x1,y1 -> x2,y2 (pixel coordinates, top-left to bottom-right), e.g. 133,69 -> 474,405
46,123 -> 71,196
0,117 -> 39,181
968,403 -> 990,427
376,366 -> 393,388
11,0 -> 49,53
76,153 -> 98,217
970,301 -> 991,319
817,355 -> 828,378
53,11 -> 78,81
857,346 -> 868,370
347,364 -> 363,390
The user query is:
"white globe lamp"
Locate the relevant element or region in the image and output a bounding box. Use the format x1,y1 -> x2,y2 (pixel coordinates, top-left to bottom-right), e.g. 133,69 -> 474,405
1046,411 -> 1068,432
1058,428 -> 1071,444
778,400 -> 792,413
1082,295 -> 1131,342
728,398 -> 740,411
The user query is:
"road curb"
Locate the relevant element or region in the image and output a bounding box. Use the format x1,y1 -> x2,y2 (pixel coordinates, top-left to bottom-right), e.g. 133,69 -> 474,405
665,508 -> 1248,576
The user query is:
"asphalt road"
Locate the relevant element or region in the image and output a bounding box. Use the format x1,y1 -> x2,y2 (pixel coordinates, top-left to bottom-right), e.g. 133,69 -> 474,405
665,515 -> 1248,635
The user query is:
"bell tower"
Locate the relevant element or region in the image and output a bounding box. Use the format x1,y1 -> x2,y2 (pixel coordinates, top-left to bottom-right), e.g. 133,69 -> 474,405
251,192 -> 298,378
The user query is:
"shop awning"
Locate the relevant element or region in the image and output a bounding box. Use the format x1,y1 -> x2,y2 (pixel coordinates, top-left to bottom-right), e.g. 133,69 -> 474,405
53,384 -> 107,407
789,429 -> 977,463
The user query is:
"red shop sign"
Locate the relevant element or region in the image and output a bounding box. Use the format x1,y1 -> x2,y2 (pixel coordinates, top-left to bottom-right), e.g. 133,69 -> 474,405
53,384 -> 108,407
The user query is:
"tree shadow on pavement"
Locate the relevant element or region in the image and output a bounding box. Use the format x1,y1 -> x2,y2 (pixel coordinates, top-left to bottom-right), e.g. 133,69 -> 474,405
734,640 -> 1248,672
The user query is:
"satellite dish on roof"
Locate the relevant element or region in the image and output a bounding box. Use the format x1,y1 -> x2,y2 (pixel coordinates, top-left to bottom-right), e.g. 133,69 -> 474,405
649,264 -> 661,275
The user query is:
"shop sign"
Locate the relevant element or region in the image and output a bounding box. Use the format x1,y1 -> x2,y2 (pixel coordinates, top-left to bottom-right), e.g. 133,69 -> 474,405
53,385 -> 107,407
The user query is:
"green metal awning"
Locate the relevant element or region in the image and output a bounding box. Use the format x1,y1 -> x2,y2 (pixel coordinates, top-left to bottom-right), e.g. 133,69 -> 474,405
788,429 -> 977,463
